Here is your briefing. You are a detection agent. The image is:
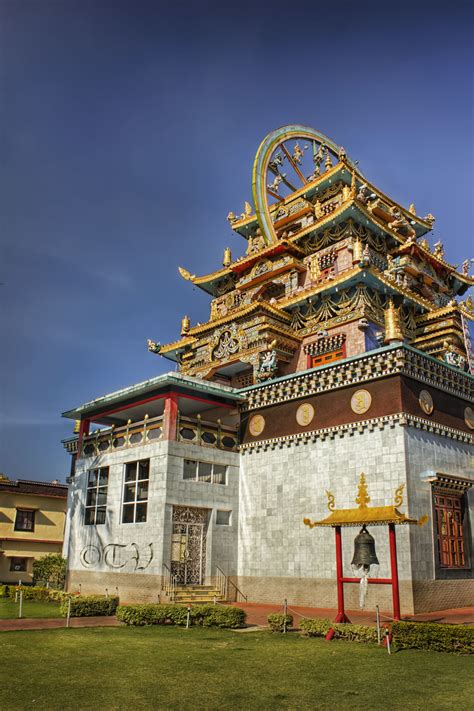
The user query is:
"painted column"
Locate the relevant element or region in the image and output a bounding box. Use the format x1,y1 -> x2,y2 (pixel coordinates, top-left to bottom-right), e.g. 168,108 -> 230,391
389,523 -> 401,621
77,419 -> 90,460
163,392 -> 179,441
334,526 -> 350,623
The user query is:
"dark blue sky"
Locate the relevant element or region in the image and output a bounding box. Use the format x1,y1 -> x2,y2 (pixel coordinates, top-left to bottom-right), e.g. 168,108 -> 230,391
1,1 -> 473,482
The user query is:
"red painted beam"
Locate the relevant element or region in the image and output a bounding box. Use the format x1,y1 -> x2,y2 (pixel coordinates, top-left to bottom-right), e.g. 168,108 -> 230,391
340,577 -> 393,585
86,390 -> 234,421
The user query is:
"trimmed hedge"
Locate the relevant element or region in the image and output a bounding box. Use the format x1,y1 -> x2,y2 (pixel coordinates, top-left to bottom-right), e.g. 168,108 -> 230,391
299,617 -> 378,644
267,613 -> 293,632
392,621 -> 474,655
60,595 -> 119,617
116,604 -> 246,628
8,586 -> 50,601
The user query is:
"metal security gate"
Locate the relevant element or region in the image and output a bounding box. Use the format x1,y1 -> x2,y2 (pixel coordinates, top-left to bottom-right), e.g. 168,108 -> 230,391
171,506 -> 208,584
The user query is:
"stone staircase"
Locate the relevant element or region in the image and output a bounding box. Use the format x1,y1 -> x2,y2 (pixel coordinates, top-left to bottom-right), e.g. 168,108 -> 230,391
172,585 -> 227,605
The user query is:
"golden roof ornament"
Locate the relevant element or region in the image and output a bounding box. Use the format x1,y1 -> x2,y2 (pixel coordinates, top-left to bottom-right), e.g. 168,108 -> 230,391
178,266 -> 195,281
244,201 -> 252,216
223,247 -> 232,267
303,473 -> 428,528
227,211 -> 238,224
181,315 -> 190,336
384,298 -> 403,344
408,203 -> 417,215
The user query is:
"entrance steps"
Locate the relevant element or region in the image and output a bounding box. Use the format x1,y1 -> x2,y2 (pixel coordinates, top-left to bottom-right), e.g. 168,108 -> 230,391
172,585 -> 227,605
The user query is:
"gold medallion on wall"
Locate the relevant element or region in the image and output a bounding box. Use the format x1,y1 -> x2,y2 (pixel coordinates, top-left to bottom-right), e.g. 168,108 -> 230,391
419,390 -> 434,415
350,389 -> 372,414
465,406 -> 474,430
296,402 -> 315,427
249,414 -> 265,437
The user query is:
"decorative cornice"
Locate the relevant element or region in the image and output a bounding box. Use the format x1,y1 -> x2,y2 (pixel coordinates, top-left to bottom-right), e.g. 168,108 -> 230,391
240,411 -> 473,453
239,344 -> 474,411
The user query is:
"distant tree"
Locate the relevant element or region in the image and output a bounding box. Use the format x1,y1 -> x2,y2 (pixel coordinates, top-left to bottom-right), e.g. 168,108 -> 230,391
32,554 -> 67,588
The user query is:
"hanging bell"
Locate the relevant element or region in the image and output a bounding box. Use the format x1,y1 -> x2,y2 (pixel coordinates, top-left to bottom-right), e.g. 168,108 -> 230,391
351,525 -> 379,573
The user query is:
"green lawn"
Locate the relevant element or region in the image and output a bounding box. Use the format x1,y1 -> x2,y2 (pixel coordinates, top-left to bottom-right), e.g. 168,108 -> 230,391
0,598 -> 61,619
0,626 -> 472,710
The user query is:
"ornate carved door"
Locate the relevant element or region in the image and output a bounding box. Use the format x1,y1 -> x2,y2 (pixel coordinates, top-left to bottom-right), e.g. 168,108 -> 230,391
171,506 -> 208,584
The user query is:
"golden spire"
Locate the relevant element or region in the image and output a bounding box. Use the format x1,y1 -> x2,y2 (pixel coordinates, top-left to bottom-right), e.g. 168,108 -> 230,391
384,298 -> 404,343
325,151 -> 333,169
181,315 -> 190,336
408,203 -> 417,215
223,247 -> 232,267
244,201 -> 252,216
355,473 -> 371,509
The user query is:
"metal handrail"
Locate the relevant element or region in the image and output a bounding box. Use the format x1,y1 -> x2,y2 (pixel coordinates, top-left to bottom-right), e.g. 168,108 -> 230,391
215,566 -> 247,603
162,563 -> 178,602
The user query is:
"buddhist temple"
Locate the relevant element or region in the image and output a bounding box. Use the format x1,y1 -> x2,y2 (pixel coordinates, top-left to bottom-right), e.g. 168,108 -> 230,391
62,125 -> 474,614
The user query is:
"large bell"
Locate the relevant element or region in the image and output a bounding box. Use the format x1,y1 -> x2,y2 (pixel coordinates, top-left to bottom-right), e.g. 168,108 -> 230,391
351,525 -> 379,573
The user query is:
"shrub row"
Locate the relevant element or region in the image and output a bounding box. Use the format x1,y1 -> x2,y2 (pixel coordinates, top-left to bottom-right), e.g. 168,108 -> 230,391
116,604 -> 246,628
299,617 -> 378,644
392,621 -> 474,655
60,595 -> 119,618
267,613 -> 293,632
0,584 -> 10,598
7,585 -> 51,601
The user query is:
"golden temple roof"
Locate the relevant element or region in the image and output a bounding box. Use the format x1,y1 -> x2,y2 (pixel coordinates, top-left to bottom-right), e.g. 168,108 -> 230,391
303,473 -> 428,528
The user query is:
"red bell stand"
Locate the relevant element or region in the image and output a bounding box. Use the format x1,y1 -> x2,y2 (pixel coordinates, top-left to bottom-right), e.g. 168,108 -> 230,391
333,522 -> 401,623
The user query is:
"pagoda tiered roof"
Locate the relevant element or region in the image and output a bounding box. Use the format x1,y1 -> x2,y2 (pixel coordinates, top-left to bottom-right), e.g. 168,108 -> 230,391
149,124 -> 473,383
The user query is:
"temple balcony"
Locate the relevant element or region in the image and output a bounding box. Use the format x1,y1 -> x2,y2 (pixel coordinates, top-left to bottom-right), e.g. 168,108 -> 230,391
62,373 -> 244,467
63,413 -> 239,460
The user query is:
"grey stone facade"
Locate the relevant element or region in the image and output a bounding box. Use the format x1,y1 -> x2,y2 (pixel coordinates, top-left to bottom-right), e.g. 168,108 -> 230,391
64,439 -> 240,601
64,419 -> 474,613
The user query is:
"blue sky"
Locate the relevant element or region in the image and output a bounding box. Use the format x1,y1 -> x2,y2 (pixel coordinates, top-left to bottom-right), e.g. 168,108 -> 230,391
1,0 -> 473,482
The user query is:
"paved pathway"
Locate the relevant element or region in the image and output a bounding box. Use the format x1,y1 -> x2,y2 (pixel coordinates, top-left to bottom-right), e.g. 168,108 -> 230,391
231,602 -> 474,627
1,604 -> 472,632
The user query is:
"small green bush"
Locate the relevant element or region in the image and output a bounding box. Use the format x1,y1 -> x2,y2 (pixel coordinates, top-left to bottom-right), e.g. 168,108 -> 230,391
299,617 -> 377,643
60,595 -> 119,617
192,605 -> 246,628
299,617 -> 332,637
267,613 -> 293,632
392,621 -> 474,655
0,584 -> 10,598
8,586 -> 50,601
47,589 -> 72,604
117,604 -> 246,628
32,554 -> 67,589
333,623 -> 378,643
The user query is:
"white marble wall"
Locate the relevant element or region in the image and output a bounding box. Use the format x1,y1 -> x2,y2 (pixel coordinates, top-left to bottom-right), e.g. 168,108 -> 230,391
65,440 -> 240,583
239,426 -> 411,583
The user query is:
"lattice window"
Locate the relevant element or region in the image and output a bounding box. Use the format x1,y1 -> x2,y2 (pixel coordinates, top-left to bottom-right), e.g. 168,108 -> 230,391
434,492 -> 465,568
84,468 -> 109,525
122,460 -> 149,523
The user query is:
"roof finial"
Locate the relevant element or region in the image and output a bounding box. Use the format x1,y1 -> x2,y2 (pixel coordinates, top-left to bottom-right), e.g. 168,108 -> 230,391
355,472 -> 371,509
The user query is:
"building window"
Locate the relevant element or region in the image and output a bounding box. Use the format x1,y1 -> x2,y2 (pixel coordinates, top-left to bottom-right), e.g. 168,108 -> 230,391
434,492 -> 466,568
183,460 -> 227,485
14,509 -> 35,532
85,467 -> 109,525
10,557 -> 28,572
216,510 -> 231,525
122,460 -> 149,523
